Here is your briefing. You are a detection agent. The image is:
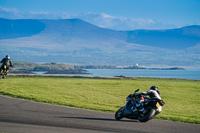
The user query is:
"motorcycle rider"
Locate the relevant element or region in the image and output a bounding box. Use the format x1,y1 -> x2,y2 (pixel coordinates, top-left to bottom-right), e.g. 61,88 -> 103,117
0,55 -> 13,72
135,86 -> 161,112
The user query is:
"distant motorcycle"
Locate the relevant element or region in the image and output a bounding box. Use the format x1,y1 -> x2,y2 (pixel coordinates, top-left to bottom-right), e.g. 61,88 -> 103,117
0,65 -> 8,79
115,89 -> 165,122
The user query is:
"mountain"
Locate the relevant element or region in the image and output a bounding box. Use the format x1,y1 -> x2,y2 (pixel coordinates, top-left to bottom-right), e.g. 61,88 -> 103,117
0,18 -> 45,39
0,18 -> 200,67
126,25 -> 200,49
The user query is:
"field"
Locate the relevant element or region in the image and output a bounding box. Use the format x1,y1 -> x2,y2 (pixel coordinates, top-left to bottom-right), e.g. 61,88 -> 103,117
0,75 -> 200,124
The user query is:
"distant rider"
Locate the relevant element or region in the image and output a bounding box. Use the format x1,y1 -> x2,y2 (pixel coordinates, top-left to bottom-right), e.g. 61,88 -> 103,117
135,86 -> 161,112
0,55 -> 13,72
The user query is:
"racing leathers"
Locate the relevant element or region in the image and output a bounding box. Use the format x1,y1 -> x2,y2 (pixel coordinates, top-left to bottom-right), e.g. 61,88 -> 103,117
0,57 -> 13,71
135,89 -> 161,112
137,89 -> 161,100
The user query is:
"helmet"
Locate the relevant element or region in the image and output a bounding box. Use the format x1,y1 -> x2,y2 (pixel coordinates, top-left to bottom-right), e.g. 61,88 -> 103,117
149,86 -> 158,91
5,55 -> 10,59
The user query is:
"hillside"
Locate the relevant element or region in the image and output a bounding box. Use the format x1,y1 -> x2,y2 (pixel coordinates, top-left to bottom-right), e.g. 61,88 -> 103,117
126,25 -> 200,49
0,18 -> 45,40
0,18 -> 200,66
10,61 -> 88,74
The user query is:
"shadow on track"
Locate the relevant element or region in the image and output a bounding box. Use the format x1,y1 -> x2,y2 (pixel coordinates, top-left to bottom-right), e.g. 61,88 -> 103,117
59,116 -> 138,122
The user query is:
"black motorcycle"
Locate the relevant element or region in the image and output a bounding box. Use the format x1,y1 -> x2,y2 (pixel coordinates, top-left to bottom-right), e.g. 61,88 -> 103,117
115,89 -> 165,122
0,65 -> 8,79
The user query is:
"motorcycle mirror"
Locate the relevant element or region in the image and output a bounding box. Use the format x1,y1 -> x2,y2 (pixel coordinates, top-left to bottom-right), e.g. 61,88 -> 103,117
135,89 -> 140,92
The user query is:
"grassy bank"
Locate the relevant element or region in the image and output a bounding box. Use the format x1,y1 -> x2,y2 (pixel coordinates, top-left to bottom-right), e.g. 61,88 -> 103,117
0,76 -> 200,124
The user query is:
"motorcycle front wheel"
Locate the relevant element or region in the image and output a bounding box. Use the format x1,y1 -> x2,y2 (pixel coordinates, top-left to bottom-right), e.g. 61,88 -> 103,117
0,70 -> 3,78
2,70 -> 7,79
115,106 -> 124,120
138,107 -> 155,122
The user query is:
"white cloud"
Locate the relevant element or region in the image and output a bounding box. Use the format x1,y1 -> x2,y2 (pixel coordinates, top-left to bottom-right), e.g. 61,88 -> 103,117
78,13 -> 157,30
130,18 -> 155,25
0,6 -> 20,13
0,6 -> 176,30
101,13 -> 115,19
29,11 -> 49,15
0,6 -> 25,19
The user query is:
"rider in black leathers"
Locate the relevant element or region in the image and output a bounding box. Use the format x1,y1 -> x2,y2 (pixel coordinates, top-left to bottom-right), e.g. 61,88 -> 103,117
135,86 -> 161,112
136,86 -> 161,100
0,55 -> 13,72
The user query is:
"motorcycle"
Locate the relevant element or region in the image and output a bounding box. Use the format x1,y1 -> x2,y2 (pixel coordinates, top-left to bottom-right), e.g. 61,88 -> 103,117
0,65 -> 8,79
115,89 -> 165,122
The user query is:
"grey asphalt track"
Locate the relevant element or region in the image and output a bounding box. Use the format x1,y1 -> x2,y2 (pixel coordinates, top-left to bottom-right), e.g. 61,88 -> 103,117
0,95 -> 199,133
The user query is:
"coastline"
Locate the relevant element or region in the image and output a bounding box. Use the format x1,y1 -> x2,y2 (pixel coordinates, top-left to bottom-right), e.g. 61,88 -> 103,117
7,73 -> 200,81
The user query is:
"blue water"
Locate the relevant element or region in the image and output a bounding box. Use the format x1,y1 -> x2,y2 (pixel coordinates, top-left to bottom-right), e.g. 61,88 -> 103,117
83,68 -> 200,80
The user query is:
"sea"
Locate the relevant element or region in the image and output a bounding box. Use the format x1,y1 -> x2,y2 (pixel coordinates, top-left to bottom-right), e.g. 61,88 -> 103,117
83,68 -> 200,80
32,68 -> 200,80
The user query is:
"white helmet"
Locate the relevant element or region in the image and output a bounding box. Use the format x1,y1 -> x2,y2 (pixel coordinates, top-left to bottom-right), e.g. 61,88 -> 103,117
149,86 -> 158,91
6,55 -> 10,59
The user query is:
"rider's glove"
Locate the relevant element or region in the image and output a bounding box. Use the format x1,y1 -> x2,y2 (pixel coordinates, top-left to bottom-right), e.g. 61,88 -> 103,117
128,94 -> 134,98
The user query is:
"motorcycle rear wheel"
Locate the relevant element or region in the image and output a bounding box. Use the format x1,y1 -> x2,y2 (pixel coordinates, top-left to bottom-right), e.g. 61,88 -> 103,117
115,107 -> 124,120
138,107 -> 155,122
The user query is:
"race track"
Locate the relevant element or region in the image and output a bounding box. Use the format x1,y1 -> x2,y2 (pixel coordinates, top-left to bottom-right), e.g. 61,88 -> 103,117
0,95 -> 199,133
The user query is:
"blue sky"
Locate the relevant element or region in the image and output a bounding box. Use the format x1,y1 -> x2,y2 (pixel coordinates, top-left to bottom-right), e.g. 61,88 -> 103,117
0,0 -> 200,30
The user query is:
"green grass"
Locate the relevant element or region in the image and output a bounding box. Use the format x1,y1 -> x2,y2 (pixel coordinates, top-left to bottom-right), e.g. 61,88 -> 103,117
0,76 -> 200,124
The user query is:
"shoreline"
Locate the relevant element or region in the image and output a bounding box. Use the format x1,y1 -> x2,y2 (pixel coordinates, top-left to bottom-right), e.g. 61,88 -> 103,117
7,73 -> 200,81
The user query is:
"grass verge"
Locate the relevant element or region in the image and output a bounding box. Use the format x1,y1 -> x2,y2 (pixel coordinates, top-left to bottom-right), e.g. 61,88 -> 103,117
0,76 -> 200,124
